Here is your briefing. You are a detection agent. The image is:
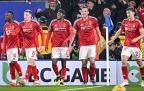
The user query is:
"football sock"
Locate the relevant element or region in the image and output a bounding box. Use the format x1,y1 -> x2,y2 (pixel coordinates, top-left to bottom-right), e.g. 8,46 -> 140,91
90,66 -> 96,79
9,63 -> 16,81
82,67 -> 88,82
60,66 -> 66,81
25,65 -> 32,80
13,62 -> 22,77
52,63 -> 59,76
32,66 -> 38,81
140,66 -> 144,80
122,66 -> 128,80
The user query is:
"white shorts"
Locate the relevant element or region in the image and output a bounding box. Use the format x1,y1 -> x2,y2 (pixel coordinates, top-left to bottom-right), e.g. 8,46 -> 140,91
52,47 -> 70,59
79,45 -> 96,60
6,48 -> 19,63
25,48 -> 37,60
121,46 -> 142,59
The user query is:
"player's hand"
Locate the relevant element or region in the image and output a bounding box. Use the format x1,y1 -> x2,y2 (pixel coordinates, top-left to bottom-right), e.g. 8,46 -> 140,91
62,42 -> 67,47
132,38 -> 138,44
108,40 -> 114,45
40,46 -> 45,52
99,40 -> 103,48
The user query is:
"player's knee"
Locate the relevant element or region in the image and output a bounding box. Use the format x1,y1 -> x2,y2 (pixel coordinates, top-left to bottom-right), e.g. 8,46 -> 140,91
52,59 -> 58,64
122,61 -> 127,66
90,62 -> 95,67
82,62 -> 87,67
52,61 -> 57,65
62,61 -> 66,67
27,58 -> 34,65
137,60 -> 143,68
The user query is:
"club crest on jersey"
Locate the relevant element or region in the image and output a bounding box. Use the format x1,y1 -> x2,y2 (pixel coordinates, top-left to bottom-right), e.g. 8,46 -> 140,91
63,24 -> 66,27
11,26 -> 14,29
30,25 -> 32,28
54,24 -> 58,27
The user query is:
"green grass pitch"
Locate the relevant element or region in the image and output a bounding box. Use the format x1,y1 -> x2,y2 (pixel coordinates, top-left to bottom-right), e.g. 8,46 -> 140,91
0,85 -> 143,91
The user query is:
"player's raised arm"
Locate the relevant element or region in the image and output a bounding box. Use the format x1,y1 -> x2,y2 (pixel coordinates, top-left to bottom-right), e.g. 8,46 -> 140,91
108,28 -> 123,45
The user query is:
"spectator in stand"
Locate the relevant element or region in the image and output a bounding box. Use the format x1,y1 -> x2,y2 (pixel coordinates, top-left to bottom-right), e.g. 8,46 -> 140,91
38,16 -> 52,59
115,0 -> 138,23
87,0 -> 99,18
95,0 -> 109,17
109,38 -> 123,60
35,0 -> 59,26
59,0 -> 74,22
72,0 -> 86,24
137,0 -> 144,26
98,8 -> 113,39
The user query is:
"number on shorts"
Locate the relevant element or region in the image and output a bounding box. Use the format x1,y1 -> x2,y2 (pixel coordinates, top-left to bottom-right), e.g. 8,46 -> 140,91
31,51 -> 35,57
135,51 -> 141,58
13,53 -> 16,60
13,53 -> 16,58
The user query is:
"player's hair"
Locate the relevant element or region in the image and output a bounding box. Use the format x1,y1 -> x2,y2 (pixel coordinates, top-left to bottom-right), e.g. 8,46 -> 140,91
7,11 -> 14,17
126,7 -> 135,12
24,9 -> 32,14
81,6 -> 89,11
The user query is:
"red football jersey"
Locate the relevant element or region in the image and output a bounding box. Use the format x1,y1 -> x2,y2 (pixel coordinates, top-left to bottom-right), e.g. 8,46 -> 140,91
49,19 -> 73,47
73,16 -> 99,46
121,18 -> 143,48
16,20 -> 44,48
137,6 -> 144,23
3,20 -> 20,52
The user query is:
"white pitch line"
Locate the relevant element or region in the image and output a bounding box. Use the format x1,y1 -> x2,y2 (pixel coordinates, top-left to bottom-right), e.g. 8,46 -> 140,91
58,86 -> 103,91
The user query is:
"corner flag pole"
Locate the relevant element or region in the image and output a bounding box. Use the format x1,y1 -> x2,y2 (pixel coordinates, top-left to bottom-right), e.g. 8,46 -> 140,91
106,27 -> 110,86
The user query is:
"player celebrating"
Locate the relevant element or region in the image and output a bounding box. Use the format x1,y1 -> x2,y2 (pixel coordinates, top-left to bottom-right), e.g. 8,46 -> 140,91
73,6 -> 102,85
10,10 -> 45,86
2,11 -> 23,86
108,7 -> 144,87
45,9 -> 74,86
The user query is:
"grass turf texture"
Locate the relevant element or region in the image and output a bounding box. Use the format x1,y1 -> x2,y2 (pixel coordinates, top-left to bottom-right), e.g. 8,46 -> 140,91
0,85 -> 143,91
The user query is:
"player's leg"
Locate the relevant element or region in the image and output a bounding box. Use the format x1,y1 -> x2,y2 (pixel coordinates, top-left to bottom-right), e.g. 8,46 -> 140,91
136,59 -> 144,87
51,47 -> 60,85
52,58 -> 60,85
29,48 -> 39,86
12,48 -> 23,79
88,45 -> 96,85
19,48 -> 38,86
79,46 -> 88,85
82,59 -> 88,85
31,60 -> 39,86
59,47 -> 69,86
120,46 -> 131,86
132,48 -> 144,87
6,49 -> 17,86
59,58 -> 66,86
